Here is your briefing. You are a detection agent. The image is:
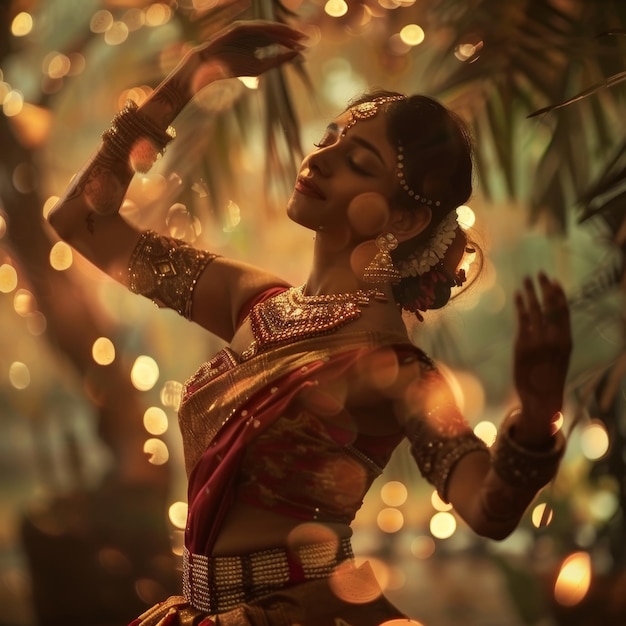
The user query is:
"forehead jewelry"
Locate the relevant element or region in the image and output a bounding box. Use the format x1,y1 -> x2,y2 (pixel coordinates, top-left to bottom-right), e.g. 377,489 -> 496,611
342,96 -> 442,208
342,95 -> 407,135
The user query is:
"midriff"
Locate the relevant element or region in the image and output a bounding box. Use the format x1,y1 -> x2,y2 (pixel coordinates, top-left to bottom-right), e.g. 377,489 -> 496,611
210,499 -> 352,555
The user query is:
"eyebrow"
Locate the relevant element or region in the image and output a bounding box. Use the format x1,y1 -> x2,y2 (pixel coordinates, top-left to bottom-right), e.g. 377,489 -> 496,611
324,122 -> 387,167
350,136 -> 386,166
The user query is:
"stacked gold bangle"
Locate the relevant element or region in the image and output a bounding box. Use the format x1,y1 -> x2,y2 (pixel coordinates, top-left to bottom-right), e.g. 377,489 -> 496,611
101,100 -> 176,172
491,410 -> 566,490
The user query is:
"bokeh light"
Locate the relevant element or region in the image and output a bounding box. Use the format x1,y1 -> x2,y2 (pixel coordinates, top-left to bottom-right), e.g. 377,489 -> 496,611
381,481 -> 408,507
430,511 -> 456,539
11,12 -> 33,37
143,406 -> 168,436
474,420 -> 497,446
399,24 -> 425,46
0,264 -> 19,292
168,501 -> 188,529
9,362 -> 31,390
377,507 -> 404,533
49,241 -> 73,271
554,551 -> 591,607
160,380 -> 183,410
92,337 -> 116,366
143,438 -> 169,465
430,490 -> 452,512
325,0 -> 348,18
130,355 -> 160,391
580,420 -> 610,460
531,502 -> 554,528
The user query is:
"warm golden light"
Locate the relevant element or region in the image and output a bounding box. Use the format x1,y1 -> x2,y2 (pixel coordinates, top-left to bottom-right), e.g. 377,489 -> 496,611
11,12 -> 33,37
13,289 -> 35,316
430,490 -> 452,512
160,380 -> 183,410
531,502 -> 554,528
238,76 -> 260,90
554,551 -> 591,607
456,205 -> 476,229
377,508 -> 404,533
49,241 -> 73,271
580,420 -> 609,460
399,24 -> 425,46
168,501 -> 188,529
42,196 -> 59,219
474,420 -> 497,446
411,535 -> 436,559
380,481 -> 408,507
143,406 -> 168,435
143,438 -> 169,465
0,215 -> 6,238
9,362 -> 30,390
26,311 -> 47,336
44,53 -> 71,80
325,0 -> 348,18
3,90 -> 24,117
92,337 -> 116,365
380,620 -> 425,626
0,264 -> 18,293
104,21 -> 129,46
131,355 -> 160,391
430,511 -> 456,539
90,10 -> 114,34
588,490 -> 619,522
145,3 -> 173,26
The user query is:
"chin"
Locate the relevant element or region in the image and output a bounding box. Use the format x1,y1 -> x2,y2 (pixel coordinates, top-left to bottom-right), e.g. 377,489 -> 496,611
286,199 -> 320,232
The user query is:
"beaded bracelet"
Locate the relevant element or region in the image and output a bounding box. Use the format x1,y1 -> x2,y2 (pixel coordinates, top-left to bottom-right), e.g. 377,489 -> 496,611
101,100 -> 176,172
491,410 -> 566,490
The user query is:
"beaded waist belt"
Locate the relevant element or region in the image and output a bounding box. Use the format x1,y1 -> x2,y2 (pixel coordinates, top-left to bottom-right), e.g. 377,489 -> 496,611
182,538 -> 354,614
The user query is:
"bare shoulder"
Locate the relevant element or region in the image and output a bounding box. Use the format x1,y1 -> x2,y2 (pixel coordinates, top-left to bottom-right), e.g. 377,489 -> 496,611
191,255 -> 289,340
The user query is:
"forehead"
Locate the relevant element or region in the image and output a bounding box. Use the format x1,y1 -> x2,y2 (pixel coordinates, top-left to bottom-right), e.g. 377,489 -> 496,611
334,108 -> 396,167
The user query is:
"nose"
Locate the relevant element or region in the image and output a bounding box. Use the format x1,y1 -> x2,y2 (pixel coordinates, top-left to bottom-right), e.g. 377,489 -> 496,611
307,146 -> 334,178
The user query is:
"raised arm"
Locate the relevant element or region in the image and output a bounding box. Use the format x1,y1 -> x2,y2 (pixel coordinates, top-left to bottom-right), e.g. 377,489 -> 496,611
398,273 -> 571,540
47,21 -> 305,339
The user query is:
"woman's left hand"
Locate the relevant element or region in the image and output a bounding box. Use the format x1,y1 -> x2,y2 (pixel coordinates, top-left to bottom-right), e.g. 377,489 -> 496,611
512,273 -> 572,441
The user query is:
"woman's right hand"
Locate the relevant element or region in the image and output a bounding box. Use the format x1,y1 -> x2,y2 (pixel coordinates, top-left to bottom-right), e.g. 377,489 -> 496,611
186,20 -> 306,93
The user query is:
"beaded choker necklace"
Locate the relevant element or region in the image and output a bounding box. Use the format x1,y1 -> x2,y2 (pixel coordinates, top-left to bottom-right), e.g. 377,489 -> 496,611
241,285 -> 385,361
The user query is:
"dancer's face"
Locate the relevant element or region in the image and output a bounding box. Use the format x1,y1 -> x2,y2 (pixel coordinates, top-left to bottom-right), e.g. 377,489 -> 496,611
286,110 -> 397,240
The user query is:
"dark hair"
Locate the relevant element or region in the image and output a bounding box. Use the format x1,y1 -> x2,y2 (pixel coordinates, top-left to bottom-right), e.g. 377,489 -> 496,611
346,90 -> 476,318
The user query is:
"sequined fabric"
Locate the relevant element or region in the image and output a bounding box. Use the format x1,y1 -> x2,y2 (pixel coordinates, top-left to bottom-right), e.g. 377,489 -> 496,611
128,562 -> 407,626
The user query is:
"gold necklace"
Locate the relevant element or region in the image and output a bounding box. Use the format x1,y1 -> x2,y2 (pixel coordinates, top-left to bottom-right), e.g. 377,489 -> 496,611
240,285 -> 386,360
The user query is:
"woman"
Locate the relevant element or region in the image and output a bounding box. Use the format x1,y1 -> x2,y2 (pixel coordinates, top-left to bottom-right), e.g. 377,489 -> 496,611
48,20 -> 572,626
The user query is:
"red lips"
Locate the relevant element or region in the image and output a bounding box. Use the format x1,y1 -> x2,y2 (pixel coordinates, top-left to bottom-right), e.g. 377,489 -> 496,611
295,176 -> 325,200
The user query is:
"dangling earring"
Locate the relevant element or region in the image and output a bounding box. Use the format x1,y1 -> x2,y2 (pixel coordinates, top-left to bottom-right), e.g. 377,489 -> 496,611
364,233 -> 401,285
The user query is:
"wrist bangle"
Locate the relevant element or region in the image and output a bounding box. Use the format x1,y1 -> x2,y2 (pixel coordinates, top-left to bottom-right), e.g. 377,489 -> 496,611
101,100 -> 176,173
491,411 -> 566,490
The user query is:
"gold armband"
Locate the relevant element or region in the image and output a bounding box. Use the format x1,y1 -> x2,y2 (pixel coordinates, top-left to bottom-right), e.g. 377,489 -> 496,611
128,230 -> 218,319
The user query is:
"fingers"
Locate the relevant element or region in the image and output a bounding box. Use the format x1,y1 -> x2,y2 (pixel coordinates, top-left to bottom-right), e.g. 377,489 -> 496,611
515,272 -> 571,344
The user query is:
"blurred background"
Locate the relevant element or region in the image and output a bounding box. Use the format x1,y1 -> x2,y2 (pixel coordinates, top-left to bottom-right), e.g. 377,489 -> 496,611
0,0 -> 625,624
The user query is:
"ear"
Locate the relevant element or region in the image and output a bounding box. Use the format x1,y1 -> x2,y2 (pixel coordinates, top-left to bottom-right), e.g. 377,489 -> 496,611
387,206 -> 432,243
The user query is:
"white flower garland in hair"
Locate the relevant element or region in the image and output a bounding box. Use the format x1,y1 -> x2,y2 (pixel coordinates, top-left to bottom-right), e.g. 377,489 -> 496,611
398,209 -> 459,278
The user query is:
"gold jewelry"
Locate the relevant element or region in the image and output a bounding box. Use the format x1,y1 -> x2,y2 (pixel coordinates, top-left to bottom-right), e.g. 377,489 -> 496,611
343,95 -> 406,134
128,230 -> 218,319
363,233 -> 401,285
342,95 -> 442,207
242,286 -> 386,360
102,100 -> 176,173
396,142 -> 441,207
491,409 -> 566,490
